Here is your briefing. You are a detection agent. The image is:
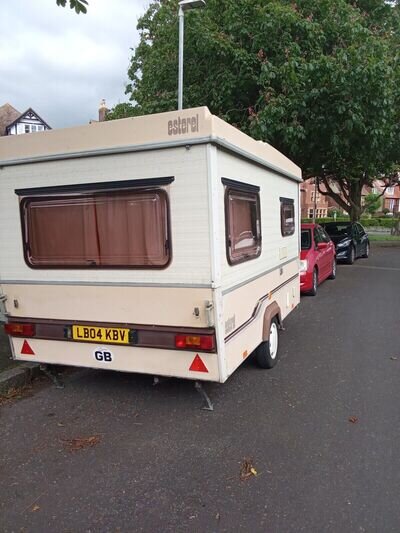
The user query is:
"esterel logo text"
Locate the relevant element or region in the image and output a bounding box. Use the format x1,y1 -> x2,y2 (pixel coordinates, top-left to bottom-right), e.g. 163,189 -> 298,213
168,114 -> 199,136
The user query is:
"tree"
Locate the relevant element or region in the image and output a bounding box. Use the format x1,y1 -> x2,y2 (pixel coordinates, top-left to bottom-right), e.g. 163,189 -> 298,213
56,0 -> 88,14
108,0 -> 400,221
363,193 -> 382,215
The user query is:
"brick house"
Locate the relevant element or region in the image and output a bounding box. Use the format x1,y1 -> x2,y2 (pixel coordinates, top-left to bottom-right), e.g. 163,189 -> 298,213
369,180 -> 400,215
300,178 -> 342,219
301,177 -> 400,218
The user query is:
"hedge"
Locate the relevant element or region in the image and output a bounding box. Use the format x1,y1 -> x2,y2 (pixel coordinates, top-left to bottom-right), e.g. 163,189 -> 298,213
301,217 -> 396,228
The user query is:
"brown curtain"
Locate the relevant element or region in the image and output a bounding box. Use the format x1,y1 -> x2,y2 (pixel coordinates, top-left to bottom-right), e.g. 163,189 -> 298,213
26,190 -> 169,267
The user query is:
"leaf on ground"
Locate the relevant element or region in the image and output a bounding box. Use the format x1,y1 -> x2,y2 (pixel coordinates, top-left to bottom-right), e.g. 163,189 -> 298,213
0,385 -> 33,406
348,416 -> 358,424
62,435 -> 101,452
31,504 -> 40,512
240,458 -> 258,481
390,356 -> 398,361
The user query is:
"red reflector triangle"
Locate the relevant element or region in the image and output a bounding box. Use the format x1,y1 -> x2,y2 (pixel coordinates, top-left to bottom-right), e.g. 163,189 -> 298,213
21,340 -> 35,355
189,354 -> 208,373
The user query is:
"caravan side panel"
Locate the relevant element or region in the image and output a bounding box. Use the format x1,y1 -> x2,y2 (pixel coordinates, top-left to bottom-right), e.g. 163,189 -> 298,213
215,150 -> 300,379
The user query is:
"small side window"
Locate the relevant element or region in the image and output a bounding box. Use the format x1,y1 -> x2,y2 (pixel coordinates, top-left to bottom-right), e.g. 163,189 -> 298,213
280,197 -> 295,237
224,181 -> 261,266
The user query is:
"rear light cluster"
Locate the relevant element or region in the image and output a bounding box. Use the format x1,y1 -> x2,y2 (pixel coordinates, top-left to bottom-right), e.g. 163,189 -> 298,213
175,334 -> 214,351
3,321 -> 216,352
4,323 -> 35,337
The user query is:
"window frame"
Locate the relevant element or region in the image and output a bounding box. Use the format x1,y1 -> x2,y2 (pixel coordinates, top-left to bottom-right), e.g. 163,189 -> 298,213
18,180 -> 173,270
280,197 -> 295,237
223,179 -> 262,266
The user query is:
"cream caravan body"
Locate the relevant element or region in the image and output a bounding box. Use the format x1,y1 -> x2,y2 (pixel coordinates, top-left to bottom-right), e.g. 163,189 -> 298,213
0,107 -> 301,383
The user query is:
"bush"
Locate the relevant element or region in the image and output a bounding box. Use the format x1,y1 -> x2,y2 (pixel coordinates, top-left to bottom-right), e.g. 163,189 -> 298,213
301,217 -> 395,228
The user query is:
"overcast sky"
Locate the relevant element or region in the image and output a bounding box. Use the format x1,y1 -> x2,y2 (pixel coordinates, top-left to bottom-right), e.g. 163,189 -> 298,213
0,0 -> 150,128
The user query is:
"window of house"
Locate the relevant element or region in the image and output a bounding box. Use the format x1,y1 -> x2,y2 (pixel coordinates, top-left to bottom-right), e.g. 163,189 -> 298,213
310,191 -> 320,202
280,197 -> 295,236
20,187 -> 171,269
223,180 -> 261,265
24,125 -> 30,133
31,125 -> 37,132
389,199 -> 395,211
308,208 -> 314,219
387,187 -> 394,195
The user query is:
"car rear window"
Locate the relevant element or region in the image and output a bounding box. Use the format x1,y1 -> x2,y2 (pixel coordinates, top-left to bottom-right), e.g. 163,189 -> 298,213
323,223 -> 351,237
21,189 -> 171,269
301,229 -> 312,250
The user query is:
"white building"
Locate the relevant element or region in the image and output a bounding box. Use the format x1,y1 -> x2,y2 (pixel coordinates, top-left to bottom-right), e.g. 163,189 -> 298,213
0,103 -> 51,136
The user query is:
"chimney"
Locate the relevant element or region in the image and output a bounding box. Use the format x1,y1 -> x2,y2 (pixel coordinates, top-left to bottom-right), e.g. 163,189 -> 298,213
98,99 -> 109,122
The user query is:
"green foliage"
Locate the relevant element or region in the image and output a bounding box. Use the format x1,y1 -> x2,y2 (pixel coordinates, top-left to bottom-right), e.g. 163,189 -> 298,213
364,192 -> 382,214
302,216 -> 396,227
105,103 -> 137,121
110,0 -> 400,221
56,0 -> 88,14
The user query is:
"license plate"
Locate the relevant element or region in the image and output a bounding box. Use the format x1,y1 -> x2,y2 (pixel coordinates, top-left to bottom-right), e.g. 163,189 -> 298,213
72,325 -> 130,345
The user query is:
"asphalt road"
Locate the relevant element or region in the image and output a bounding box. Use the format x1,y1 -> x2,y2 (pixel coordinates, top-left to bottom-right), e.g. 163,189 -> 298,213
1,244 -> 399,533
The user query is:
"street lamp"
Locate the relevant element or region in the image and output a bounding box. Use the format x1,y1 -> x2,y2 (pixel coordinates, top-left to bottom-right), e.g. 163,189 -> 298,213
178,0 -> 206,110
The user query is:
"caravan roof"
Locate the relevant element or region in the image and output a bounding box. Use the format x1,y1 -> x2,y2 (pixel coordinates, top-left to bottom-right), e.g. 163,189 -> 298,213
0,107 -> 301,182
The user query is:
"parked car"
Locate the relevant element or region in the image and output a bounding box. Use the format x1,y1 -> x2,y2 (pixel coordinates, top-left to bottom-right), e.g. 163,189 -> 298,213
300,223 -> 336,295
320,221 -> 369,264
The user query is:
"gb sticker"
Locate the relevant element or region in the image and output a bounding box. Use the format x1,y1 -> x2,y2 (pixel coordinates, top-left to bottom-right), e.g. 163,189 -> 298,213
94,348 -> 113,363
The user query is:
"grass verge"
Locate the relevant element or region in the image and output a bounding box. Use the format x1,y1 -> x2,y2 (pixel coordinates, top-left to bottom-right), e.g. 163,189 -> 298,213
369,234 -> 400,242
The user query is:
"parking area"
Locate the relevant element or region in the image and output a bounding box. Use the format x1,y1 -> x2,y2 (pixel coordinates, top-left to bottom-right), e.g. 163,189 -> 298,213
1,243 -> 399,533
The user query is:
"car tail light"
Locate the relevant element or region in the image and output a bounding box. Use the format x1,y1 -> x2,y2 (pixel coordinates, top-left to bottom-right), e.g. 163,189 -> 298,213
4,323 -> 35,337
175,334 -> 215,351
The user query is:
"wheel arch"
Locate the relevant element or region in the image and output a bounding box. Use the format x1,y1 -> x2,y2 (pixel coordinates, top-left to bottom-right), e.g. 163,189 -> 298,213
262,301 -> 282,342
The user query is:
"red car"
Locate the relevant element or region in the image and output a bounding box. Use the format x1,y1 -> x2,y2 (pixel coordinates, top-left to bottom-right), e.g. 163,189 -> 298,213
300,223 -> 336,295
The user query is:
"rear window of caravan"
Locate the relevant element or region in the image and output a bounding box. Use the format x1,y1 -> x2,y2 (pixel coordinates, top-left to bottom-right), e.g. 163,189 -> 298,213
224,181 -> 261,266
21,189 -> 171,269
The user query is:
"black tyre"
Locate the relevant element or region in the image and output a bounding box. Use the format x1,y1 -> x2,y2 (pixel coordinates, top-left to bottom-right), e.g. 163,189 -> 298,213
362,242 -> 370,259
255,318 -> 279,369
346,245 -> 355,265
328,258 -> 337,280
308,268 -> 318,296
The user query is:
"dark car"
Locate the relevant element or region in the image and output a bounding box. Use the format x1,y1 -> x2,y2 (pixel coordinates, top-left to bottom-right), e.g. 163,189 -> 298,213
320,221 -> 369,264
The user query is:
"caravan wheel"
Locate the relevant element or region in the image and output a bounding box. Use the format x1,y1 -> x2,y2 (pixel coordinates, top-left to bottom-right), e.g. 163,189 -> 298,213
255,318 -> 279,369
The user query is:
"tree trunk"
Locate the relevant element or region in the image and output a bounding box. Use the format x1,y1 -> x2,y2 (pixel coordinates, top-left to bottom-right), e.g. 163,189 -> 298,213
348,180 -> 363,222
392,219 -> 400,236
349,204 -> 362,222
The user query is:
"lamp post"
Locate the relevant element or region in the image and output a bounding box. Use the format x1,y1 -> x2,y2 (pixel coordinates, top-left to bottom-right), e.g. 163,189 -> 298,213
178,0 -> 206,110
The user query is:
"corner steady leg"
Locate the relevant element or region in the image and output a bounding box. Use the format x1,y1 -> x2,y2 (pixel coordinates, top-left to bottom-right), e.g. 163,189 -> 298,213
195,381 -> 214,411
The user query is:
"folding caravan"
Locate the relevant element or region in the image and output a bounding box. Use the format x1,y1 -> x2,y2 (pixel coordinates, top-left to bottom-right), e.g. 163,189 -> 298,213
0,107 -> 301,385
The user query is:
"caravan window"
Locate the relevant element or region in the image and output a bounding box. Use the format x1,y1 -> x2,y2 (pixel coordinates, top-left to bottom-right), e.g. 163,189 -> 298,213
224,183 -> 261,265
21,189 -> 171,269
280,198 -> 295,236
